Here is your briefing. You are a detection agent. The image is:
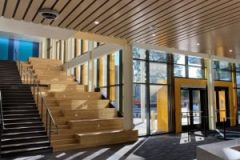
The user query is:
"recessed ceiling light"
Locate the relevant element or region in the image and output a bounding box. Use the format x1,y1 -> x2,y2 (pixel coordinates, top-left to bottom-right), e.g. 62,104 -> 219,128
152,34 -> 156,36
196,43 -> 200,46
229,49 -> 233,53
94,21 -> 99,25
39,8 -> 59,20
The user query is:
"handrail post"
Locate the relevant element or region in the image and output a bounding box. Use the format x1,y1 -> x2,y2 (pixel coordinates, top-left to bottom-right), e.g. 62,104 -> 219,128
204,116 -> 207,137
0,90 -> 5,131
41,97 -> 43,118
224,118 -> 226,140
49,119 -> 52,142
46,110 -> 49,135
187,113 -> 190,141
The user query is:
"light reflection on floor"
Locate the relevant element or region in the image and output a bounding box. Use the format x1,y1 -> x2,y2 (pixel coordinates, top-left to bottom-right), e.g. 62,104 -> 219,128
11,138 -> 147,160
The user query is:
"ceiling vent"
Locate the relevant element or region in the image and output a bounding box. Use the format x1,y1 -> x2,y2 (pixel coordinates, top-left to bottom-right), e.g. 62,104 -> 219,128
39,8 -> 59,20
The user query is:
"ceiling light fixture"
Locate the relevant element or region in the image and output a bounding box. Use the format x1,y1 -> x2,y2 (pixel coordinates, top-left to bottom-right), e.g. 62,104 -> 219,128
229,49 -> 233,53
94,21 -> 100,25
39,8 -> 59,20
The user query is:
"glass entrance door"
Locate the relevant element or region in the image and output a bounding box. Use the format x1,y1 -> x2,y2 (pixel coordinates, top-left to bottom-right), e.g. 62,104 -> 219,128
215,87 -> 230,127
181,88 -> 207,131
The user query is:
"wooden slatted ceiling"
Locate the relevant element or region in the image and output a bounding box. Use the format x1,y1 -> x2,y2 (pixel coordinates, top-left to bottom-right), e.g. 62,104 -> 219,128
2,0 -> 240,52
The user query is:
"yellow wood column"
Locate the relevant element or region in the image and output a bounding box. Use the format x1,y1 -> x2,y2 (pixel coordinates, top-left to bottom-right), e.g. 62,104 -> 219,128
109,53 -> 116,100
157,86 -> 169,132
82,40 -> 88,85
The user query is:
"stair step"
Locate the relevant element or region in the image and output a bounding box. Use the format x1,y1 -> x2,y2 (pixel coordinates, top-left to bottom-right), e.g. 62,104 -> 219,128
4,121 -> 43,128
4,117 -> 42,123
3,110 -> 39,115
1,146 -> 52,157
4,114 -> 40,119
2,135 -> 48,144
3,126 -> 45,132
3,103 -> 36,106
77,130 -> 138,147
3,103 -> 36,107
3,106 -> 37,110
1,141 -> 50,151
2,130 -> 46,138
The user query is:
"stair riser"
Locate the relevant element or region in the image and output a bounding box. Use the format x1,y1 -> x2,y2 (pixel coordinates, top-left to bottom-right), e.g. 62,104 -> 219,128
1,147 -> 52,158
3,104 -> 36,107
3,111 -> 39,115
3,127 -> 45,133
4,115 -> 41,119
2,137 -> 49,145
4,119 -> 42,123
4,123 -> 43,128
2,132 -> 46,139
3,107 -> 37,110
1,142 -> 51,151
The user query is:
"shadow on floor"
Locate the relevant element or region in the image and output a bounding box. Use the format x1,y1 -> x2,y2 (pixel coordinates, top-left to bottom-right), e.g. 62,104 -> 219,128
5,134 -> 223,160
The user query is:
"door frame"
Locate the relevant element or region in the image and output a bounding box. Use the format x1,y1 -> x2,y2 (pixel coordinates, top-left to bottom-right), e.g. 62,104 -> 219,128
180,87 -> 208,131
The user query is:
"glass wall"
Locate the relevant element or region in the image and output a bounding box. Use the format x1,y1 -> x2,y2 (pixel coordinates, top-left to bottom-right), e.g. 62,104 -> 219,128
213,60 -> 232,81
95,50 -> 123,112
133,48 -> 169,136
236,64 -> 240,124
174,55 -> 205,79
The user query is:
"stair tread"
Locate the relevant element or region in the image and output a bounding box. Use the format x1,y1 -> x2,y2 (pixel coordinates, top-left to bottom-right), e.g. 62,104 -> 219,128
4,117 -> 41,120
4,126 -> 44,130
2,140 -> 50,148
77,129 -> 129,136
1,146 -> 51,154
5,121 -> 43,125
2,130 -> 46,136
2,135 -> 48,142
69,117 -> 123,122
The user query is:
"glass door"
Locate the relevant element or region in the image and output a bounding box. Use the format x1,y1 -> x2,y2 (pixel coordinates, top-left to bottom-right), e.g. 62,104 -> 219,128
181,88 -> 207,131
215,87 -> 230,127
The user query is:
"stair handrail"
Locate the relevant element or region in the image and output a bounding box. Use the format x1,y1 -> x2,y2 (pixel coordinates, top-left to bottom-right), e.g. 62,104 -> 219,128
38,88 -> 59,136
0,90 -> 4,130
18,65 -> 58,141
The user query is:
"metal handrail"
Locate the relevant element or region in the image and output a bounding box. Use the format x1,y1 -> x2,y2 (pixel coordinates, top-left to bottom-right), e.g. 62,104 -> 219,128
18,63 -> 58,140
0,90 -> 4,129
39,90 -> 58,133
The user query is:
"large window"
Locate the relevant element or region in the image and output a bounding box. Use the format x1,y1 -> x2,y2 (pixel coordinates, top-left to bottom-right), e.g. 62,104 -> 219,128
174,55 -> 205,79
235,64 -> 240,124
213,60 -> 232,81
96,51 -> 123,112
133,48 -> 169,136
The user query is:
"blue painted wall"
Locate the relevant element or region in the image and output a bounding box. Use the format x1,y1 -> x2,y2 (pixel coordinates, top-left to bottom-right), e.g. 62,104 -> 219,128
0,37 -> 39,61
0,37 -> 9,60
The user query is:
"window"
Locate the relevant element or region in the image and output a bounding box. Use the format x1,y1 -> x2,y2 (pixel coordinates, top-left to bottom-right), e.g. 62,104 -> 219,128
133,60 -> 146,83
174,65 -> 186,77
133,48 -> 169,136
95,50 -> 123,113
213,61 -> 232,81
149,50 -> 167,62
188,56 -> 201,66
174,54 -> 185,64
149,63 -> 167,84
235,64 -> 240,124
133,47 -> 146,59
174,54 -> 205,79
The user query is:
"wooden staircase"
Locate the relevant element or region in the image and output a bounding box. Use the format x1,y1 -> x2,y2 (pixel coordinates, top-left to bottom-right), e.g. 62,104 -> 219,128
23,57 -> 138,151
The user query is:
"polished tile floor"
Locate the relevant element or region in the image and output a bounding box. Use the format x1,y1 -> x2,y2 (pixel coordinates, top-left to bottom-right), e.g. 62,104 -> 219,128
6,133 -> 223,160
